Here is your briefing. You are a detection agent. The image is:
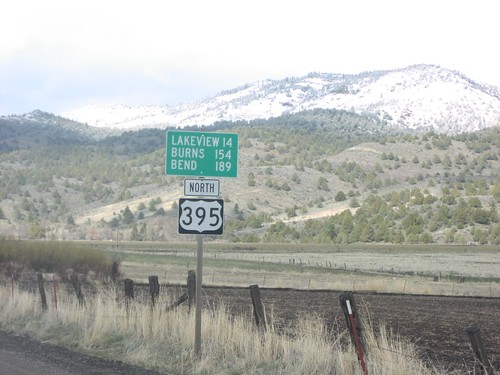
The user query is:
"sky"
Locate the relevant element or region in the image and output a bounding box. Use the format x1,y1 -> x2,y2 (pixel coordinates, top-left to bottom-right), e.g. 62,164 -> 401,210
1,0 -> 499,116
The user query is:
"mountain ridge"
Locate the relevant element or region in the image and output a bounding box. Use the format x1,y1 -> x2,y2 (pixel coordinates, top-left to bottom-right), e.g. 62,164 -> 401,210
61,64 -> 500,134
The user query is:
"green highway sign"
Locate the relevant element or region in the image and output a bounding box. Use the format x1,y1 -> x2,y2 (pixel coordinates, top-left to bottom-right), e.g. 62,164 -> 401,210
166,130 -> 238,178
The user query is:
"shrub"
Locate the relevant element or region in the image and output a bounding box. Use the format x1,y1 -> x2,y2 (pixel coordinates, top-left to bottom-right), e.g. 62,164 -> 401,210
0,240 -> 112,280
335,191 -> 347,201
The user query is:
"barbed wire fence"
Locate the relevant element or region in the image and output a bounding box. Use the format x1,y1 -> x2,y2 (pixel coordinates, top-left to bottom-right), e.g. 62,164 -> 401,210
7,271 -> 499,375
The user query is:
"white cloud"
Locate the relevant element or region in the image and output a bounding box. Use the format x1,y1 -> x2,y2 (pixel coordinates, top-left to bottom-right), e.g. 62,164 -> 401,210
1,0 -> 499,115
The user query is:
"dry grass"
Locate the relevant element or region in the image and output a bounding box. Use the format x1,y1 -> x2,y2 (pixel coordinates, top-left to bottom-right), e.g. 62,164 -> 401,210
112,243 -> 500,297
0,282 -> 450,375
121,260 -> 500,298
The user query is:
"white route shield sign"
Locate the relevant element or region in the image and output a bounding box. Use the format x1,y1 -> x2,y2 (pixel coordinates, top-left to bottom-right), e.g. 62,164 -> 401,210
178,198 -> 224,235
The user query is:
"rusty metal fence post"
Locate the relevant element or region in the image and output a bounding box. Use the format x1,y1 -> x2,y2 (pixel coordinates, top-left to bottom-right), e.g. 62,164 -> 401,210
340,291 -> 367,375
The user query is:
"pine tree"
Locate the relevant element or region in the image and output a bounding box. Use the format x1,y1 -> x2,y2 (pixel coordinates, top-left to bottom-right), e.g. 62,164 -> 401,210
335,191 -> 346,202
28,220 -> 46,239
140,223 -> 147,241
130,223 -> 139,241
122,206 -> 134,224
317,177 -> 330,191
360,225 -> 375,242
247,172 -> 256,187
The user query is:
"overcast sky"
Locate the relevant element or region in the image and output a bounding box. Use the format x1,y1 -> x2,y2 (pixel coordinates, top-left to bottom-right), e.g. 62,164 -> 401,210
1,0 -> 498,116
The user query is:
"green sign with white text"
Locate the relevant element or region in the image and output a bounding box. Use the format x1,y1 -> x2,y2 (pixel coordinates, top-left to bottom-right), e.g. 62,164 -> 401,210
166,130 -> 238,178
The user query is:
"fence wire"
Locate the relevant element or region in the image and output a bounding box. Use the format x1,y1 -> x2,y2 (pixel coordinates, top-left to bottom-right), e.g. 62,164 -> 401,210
7,276 -> 499,374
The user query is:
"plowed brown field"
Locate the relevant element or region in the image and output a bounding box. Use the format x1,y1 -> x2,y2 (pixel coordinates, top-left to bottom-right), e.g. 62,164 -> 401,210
193,286 -> 500,374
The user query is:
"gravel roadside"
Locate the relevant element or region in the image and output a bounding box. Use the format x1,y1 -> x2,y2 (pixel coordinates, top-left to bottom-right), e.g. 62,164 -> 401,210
0,331 -> 167,375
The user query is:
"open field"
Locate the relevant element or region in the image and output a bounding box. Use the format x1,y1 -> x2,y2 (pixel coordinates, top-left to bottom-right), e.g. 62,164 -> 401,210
1,241 -> 498,373
97,242 -> 500,297
1,282 -> 455,375
109,242 -> 500,372
194,286 -> 500,374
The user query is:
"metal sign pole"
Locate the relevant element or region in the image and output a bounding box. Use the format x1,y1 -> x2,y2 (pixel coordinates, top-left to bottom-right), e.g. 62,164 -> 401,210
165,130 -> 236,357
194,233 -> 203,356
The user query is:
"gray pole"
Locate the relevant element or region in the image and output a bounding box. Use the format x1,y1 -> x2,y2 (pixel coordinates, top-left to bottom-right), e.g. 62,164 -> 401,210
195,234 -> 203,356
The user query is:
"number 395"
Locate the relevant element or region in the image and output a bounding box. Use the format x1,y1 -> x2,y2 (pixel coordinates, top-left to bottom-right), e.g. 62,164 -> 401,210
181,206 -> 221,227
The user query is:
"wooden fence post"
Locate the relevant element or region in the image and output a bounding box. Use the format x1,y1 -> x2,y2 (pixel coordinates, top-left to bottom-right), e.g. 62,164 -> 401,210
70,273 -> 85,306
124,278 -> 134,300
339,291 -> 367,375
52,274 -> 58,311
187,270 -> 196,311
37,272 -> 48,311
148,276 -> 160,306
123,278 -> 134,326
111,261 -> 120,283
165,273 -> 196,311
166,293 -> 188,311
466,323 -> 494,375
249,284 -> 267,330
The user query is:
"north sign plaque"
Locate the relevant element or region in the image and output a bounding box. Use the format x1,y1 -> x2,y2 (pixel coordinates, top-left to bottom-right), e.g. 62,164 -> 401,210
166,130 -> 238,178
184,178 -> 220,197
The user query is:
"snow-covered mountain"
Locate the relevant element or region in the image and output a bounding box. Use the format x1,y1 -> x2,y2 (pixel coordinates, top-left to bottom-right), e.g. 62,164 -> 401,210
62,64 -> 500,134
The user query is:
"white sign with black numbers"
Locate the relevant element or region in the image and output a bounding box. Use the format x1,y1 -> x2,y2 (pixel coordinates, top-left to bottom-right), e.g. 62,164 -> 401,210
178,198 -> 224,235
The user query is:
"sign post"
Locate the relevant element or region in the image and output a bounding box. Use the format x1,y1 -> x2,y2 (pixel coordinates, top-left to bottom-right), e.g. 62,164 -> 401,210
165,130 -> 238,357
195,234 -> 202,356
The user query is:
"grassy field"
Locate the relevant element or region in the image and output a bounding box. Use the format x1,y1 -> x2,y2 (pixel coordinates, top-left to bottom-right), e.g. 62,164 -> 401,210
1,240 -> 498,373
0,282 -> 449,375
93,241 -> 500,297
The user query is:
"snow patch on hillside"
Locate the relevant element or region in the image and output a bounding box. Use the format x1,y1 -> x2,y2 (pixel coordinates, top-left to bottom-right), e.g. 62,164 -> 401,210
61,65 -> 500,134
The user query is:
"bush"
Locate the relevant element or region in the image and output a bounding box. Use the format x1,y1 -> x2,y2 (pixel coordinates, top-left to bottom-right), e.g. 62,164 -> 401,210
0,240 -> 112,280
335,191 -> 347,201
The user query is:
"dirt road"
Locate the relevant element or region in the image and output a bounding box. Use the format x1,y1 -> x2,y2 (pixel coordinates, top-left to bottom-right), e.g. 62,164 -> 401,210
0,331 -> 165,375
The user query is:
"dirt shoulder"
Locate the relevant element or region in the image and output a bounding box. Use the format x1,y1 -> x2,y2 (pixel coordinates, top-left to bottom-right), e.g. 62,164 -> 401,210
0,331 -> 166,375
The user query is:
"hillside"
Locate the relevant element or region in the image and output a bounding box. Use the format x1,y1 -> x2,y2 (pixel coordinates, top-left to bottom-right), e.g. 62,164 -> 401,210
61,64 -> 500,134
0,111 -> 498,245
0,110 -> 113,152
